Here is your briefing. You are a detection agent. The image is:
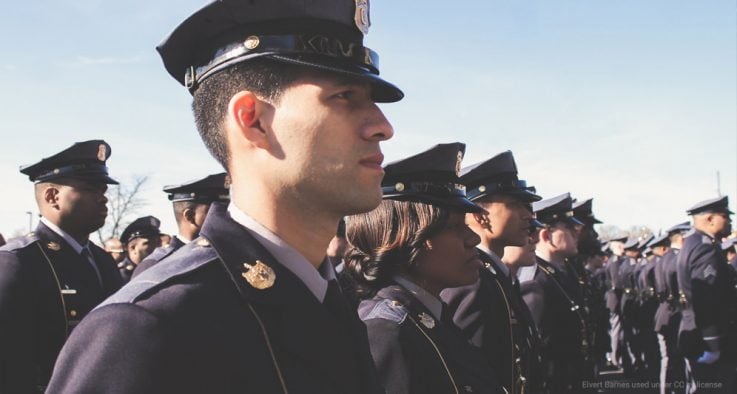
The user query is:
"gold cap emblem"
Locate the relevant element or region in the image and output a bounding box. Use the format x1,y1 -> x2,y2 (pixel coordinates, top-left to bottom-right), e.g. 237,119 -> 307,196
418,312 -> 435,329
47,242 -> 61,251
455,151 -> 463,177
242,260 -> 276,290
354,0 -> 371,35
97,144 -> 107,162
395,182 -> 405,192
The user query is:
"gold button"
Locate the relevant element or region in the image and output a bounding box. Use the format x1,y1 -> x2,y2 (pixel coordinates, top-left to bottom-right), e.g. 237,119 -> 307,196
244,35 -> 260,50
395,182 -> 405,192
70,310 -> 77,317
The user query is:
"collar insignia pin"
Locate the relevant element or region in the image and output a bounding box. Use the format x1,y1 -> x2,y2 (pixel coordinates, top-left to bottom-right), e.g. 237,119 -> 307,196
47,242 -> 61,251
242,260 -> 276,290
418,312 -> 435,329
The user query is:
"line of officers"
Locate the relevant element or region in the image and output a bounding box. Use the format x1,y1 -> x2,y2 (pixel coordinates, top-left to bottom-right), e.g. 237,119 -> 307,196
3,137 -> 735,393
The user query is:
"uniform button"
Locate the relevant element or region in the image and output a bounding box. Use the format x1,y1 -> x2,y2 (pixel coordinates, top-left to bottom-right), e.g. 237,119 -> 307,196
70,310 -> 77,318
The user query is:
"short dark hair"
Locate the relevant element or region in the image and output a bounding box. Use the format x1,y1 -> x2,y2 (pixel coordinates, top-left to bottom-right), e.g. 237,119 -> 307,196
192,58 -> 304,170
172,200 -> 197,223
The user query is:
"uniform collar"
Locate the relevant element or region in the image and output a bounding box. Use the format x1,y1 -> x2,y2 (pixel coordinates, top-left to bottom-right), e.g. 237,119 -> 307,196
40,216 -> 88,254
393,275 -> 443,321
227,202 -> 334,302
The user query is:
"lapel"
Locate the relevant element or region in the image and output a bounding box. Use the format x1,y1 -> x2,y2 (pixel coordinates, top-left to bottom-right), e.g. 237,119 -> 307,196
379,284 -> 493,383
199,203 -> 362,393
34,223 -> 99,294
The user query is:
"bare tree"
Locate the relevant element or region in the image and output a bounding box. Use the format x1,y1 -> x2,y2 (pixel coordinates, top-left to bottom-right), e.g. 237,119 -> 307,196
96,175 -> 149,244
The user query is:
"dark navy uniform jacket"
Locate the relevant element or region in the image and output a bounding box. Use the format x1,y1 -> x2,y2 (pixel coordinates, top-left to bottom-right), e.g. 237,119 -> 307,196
117,257 -> 135,283
605,255 -> 624,313
617,257 -> 639,319
47,203 -> 384,394
131,236 -> 185,280
441,250 -> 541,394
359,283 -> 505,394
0,222 -> 123,393
518,256 -> 586,390
676,229 -> 737,359
654,249 -> 680,333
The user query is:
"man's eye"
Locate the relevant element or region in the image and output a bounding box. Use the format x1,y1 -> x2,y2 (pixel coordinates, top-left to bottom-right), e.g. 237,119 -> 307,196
335,90 -> 353,100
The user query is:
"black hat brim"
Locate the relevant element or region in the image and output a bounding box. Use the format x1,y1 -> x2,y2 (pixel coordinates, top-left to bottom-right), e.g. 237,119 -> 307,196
470,188 -> 542,203
269,54 -> 403,103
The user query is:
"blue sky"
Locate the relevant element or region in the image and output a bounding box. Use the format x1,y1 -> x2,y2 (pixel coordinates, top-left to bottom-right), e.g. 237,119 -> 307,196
1,0 -> 735,240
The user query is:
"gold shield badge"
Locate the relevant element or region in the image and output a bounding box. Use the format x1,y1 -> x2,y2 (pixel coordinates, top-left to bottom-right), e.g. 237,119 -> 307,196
354,0 -> 370,35
242,260 -> 276,290
418,312 -> 435,329
97,144 -> 107,162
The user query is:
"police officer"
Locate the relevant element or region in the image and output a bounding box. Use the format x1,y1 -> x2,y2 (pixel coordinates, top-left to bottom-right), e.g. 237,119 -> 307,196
131,173 -> 230,279
345,143 -> 505,394
441,150 -> 543,394
650,223 -> 689,394
117,215 -> 162,282
677,196 -> 737,393
517,193 -> 588,393
0,140 -> 123,392
48,0 -> 401,392
605,234 -> 628,369
618,237 -> 643,375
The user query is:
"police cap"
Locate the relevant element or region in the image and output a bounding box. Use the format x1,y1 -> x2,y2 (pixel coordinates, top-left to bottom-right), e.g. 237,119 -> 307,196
647,233 -> 670,248
164,172 -> 230,203
623,237 -> 640,250
573,198 -> 602,224
157,0 -> 403,102
121,216 -> 162,245
667,221 -> 691,235
686,196 -> 734,216
382,143 -> 483,213
460,150 -> 541,203
532,193 -> 583,226
20,140 -> 118,185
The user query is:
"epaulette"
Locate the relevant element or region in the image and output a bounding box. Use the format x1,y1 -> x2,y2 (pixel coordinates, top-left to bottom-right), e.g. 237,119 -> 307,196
96,237 -> 219,309
0,232 -> 40,252
364,299 -> 408,324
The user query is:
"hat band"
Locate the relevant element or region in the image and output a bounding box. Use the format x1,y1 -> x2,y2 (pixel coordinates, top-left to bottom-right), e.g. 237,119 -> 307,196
34,163 -> 110,183
125,229 -> 160,243
468,179 -> 539,199
382,181 -> 467,198
185,33 -> 380,90
169,192 -> 230,203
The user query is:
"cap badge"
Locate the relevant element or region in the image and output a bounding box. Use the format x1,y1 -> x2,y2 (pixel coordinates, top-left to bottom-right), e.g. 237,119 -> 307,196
97,144 -> 107,162
418,312 -> 435,329
47,242 -> 61,251
242,260 -> 276,290
455,151 -> 463,177
354,0 -> 371,35
395,182 -> 405,192
478,185 -> 486,193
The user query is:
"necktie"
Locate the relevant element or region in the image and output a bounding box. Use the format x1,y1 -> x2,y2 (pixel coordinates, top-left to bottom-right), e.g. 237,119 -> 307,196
81,247 -> 103,289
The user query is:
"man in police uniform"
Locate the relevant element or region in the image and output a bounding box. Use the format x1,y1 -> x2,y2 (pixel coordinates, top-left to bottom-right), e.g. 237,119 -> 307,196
441,150 -> 543,394
517,193 -> 588,393
48,0 -> 400,392
605,234 -> 628,369
103,237 -> 126,263
132,173 -> 230,279
650,223 -> 689,394
117,215 -> 162,282
0,140 -> 123,392
677,196 -> 737,393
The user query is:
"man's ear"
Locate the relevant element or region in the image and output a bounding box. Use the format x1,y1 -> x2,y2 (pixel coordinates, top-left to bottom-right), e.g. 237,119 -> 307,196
183,208 -> 196,226
538,227 -> 550,243
469,211 -> 491,231
227,91 -> 271,150
42,185 -> 60,208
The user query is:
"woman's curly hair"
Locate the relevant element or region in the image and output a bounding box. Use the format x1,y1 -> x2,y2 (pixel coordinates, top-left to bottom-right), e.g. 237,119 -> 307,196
342,199 -> 450,302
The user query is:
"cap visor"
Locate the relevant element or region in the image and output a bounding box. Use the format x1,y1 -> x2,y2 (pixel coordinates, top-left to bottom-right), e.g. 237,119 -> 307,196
269,55 -> 404,103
